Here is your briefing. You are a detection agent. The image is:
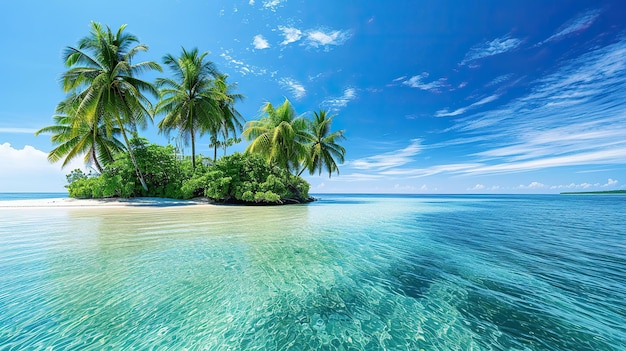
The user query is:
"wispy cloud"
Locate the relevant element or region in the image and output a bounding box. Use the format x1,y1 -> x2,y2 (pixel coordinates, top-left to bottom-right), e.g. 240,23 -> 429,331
325,173 -> 386,182
278,26 -> 303,45
0,127 -> 39,134
262,0 -> 285,11
468,184 -> 502,191
550,178 -> 619,190
399,72 -> 448,92
322,88 -> 357,111
219,50 -> 267,76
460,35 -> 522,66
438,38 -> 626,175
253,34 -> 270,49
468,184 -> 485,191
436,94 -> 499,117
306,29 -> 352,49
485,73 -> 515,87
538,9 -> 601,45
350,139 -> 422,171
379,163 -> 482,178
360,39 -> 626,182
517,181 -> 545,189
279,78 -> 306,100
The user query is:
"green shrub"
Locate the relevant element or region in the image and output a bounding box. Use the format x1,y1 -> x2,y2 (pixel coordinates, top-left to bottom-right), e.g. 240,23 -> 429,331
65,143 -> 311,205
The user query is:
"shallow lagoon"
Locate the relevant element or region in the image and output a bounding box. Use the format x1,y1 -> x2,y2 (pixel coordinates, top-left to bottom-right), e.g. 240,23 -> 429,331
1,194 -> 625,350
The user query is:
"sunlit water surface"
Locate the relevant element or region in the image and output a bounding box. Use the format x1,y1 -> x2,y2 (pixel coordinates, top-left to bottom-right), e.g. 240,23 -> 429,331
1,194 -> 624,350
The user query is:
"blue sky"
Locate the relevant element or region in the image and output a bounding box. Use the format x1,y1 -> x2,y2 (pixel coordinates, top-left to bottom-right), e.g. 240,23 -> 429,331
1,0 -> 625,193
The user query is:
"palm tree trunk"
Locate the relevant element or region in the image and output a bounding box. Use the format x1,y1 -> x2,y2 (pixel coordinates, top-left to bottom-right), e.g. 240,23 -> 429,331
213,144 -> 217,162
191,128 -> 196,169
92,147 -> 103,173
117,116 -> 148,192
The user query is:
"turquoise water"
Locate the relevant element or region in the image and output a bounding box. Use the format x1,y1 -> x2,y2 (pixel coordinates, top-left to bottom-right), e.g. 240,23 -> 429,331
0,193 -> 67,201
0,194 -> 624,350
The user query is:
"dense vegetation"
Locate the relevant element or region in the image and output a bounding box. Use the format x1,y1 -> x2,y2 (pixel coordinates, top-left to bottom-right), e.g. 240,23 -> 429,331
38,22 -> 344,205
66,139 -> 311,204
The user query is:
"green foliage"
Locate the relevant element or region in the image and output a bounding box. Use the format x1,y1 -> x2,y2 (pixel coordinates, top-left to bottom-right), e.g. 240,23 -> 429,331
203,152 -> 309,204
61,21 -> 162,192
65,169 -> 88,186
243,101 -> 346,178
243,99 -> 310,174
64,141 -> 310,205
67,177 -> 98,198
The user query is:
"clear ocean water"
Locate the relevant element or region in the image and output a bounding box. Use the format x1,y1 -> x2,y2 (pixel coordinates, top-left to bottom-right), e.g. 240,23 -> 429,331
0,192 -> 67,201
0,194 -> 624,350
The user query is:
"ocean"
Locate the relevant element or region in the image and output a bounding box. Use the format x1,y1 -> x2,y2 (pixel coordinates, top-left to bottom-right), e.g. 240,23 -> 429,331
0,192 -> 68,201
0,194 -> 624,350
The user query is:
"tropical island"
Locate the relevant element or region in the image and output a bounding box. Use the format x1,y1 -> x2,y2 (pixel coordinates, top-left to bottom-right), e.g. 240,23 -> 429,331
560,190 -> 626,195
36,22 -> 346,205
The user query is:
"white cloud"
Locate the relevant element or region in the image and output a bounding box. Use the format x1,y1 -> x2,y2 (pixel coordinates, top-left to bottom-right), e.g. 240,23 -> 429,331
401,72 -> 447,92
278,26 -> 303,45
436,94 -> 499,117
439,38 -> 626,176
0,127 -> 39,134
220,51 -> 267,76
460,35 -> 522,65
394,184 -> 417,191
550,178 -> 618,190
263,0 -> 284,10
306,29 -> 351,48
464,148 -> 626,175
249,0 -> 255,4
327,173 -> 386,182
322,88 -> 357,111
538,9 -> 601,45
380,163 -> 482,178
518,181 -> 545,189
469,184 -> 486,191
253,35 -> 270,49
279,78 -> 306,100
485,73 -> 515,87
0,143 -> 85,192
350,139 -> 422,171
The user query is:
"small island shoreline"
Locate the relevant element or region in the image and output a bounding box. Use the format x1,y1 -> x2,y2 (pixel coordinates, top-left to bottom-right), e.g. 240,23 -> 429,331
560,190 -> 626,195
0,197 -> 215,209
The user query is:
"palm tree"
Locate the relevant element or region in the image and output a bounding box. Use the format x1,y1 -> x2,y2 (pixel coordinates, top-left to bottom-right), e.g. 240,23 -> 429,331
222,137 -> 241,156
210,73 -> 245,158
35,97 -> 125,172
61,21 -> 161,191
300,109 -> 345,177
242,99 -> 310,173
208,135 -> 221,162
156,47 -> 221,169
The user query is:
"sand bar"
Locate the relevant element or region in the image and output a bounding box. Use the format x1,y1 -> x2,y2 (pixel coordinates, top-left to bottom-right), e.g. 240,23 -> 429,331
0,197 -> 214,208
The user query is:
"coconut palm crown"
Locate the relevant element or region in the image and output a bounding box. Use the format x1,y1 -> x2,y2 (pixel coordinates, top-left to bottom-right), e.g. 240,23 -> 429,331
243,99 -> 310,174
302,109 -> 345,177
60,21 -> 162,191
155,47 -> 223,168
35,97 -> 125,173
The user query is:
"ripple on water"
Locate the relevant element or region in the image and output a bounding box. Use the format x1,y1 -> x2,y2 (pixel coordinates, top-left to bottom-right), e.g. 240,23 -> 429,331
0,195 -> 625,350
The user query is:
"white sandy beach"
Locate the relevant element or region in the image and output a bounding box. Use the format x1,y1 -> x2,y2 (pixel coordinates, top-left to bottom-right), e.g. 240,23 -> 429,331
0,197 -> 214,208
